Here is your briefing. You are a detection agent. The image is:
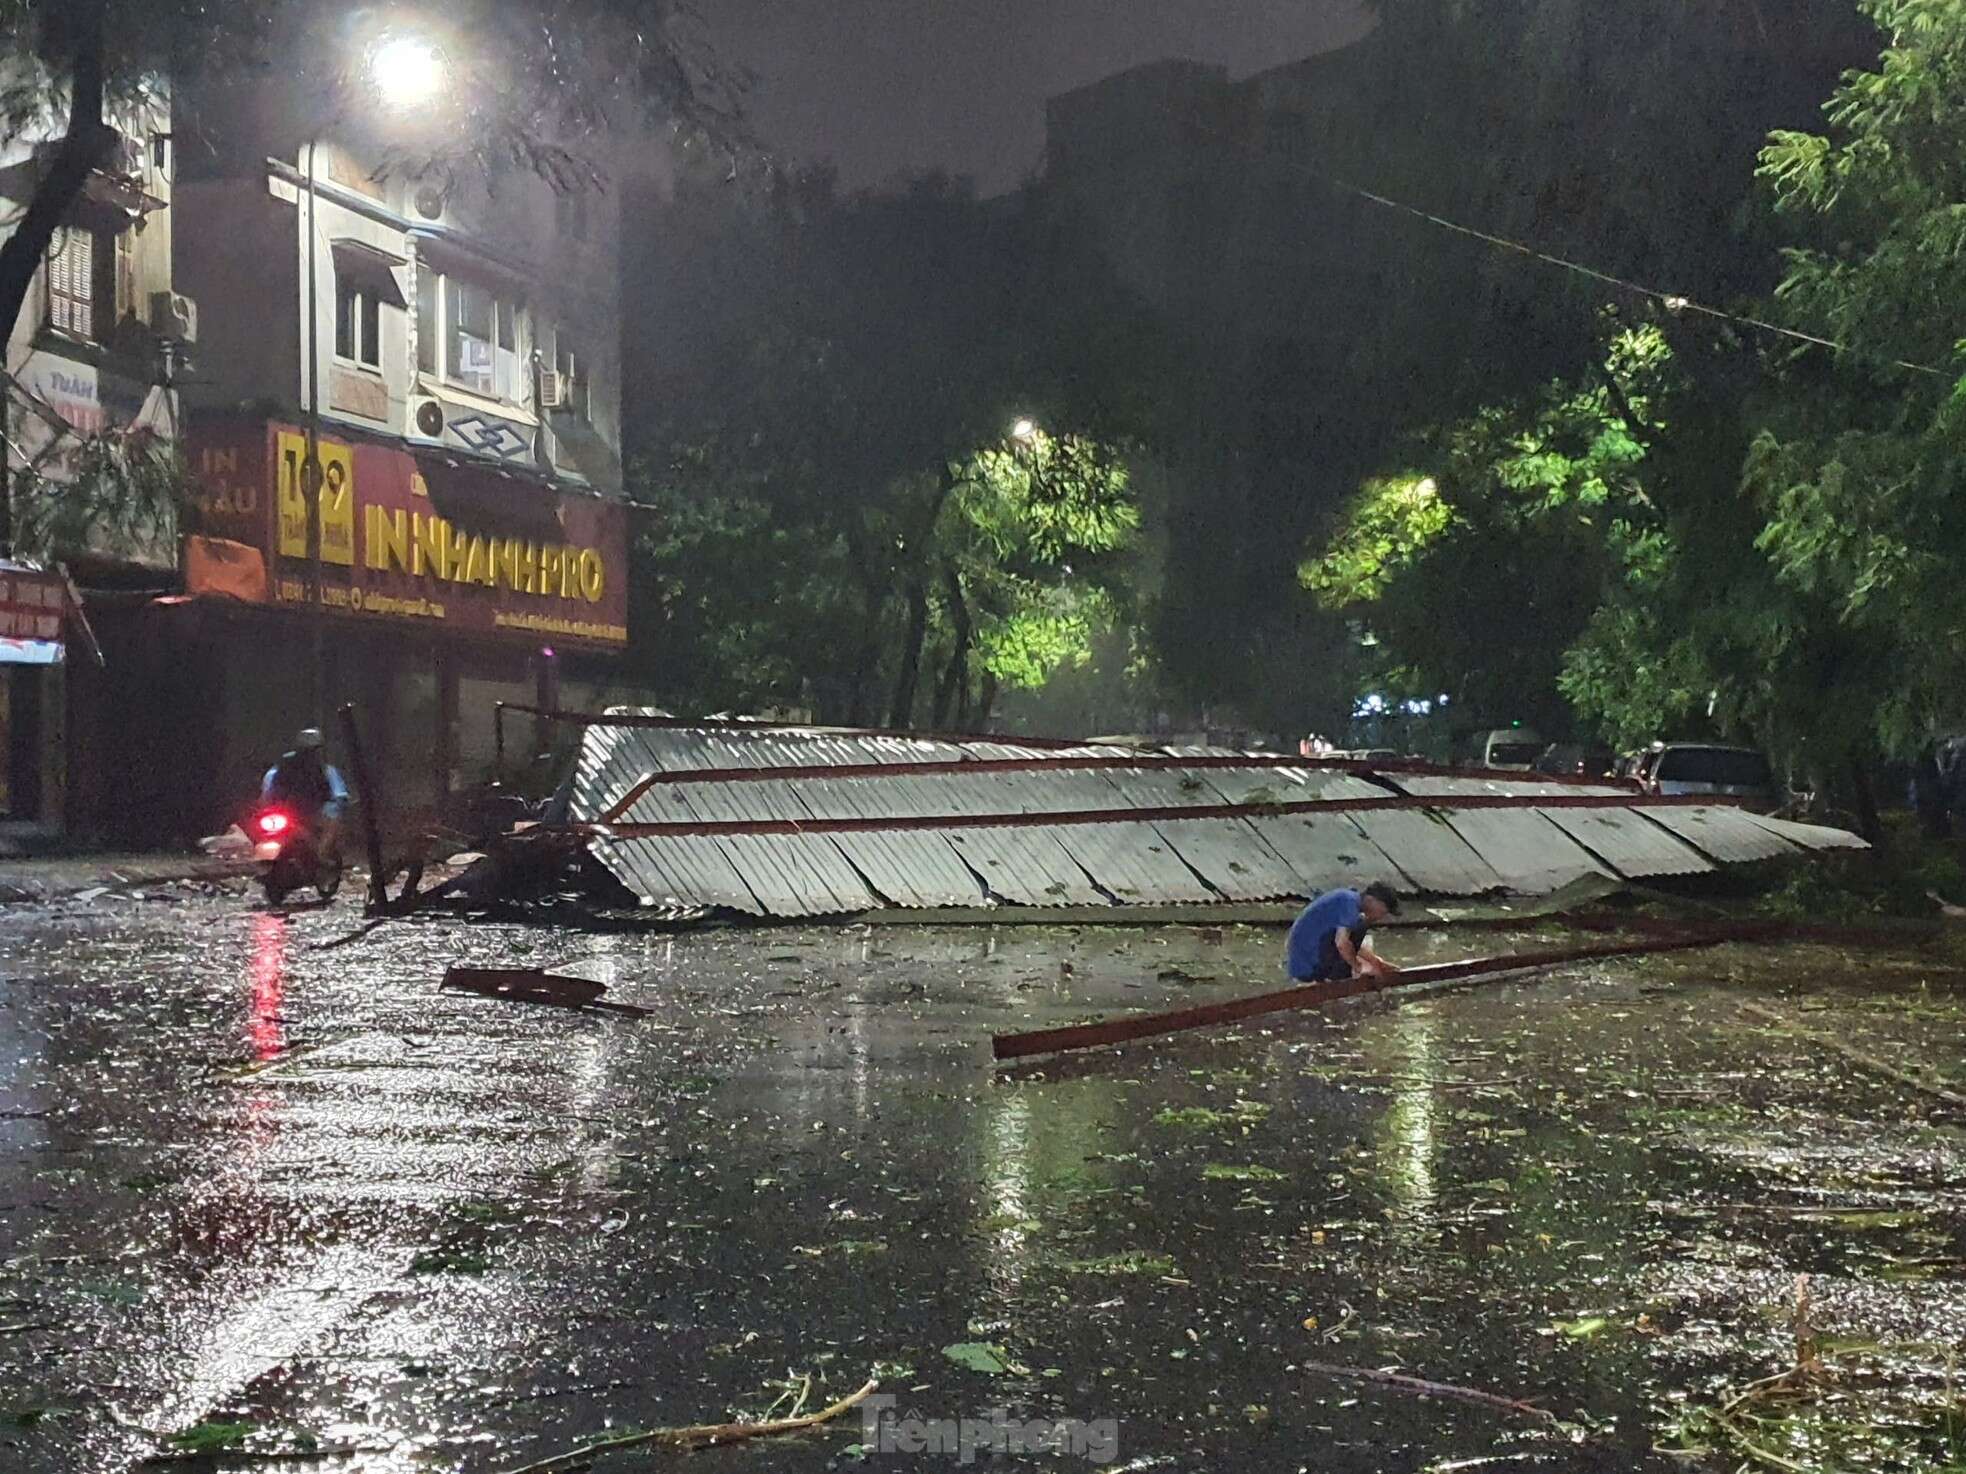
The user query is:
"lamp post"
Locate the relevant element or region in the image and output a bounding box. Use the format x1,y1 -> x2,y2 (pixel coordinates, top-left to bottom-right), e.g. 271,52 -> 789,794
304,135 -> 323,723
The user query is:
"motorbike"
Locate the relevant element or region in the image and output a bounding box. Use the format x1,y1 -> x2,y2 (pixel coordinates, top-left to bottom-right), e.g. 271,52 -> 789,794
251,806 -> 344,905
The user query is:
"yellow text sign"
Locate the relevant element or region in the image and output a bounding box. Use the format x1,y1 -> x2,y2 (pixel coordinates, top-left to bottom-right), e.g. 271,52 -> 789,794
275,430 -> 355,566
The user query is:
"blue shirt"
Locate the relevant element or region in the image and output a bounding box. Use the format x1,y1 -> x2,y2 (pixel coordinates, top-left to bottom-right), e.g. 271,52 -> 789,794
260,761 -> 350,819
1286,888 -> 1363,981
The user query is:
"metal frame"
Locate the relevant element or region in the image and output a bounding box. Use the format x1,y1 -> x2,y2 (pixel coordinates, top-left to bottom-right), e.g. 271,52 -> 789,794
586,790 -> 1733,841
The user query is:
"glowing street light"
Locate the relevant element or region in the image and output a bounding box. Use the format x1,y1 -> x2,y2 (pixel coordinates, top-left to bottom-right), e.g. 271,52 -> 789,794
1009,417 -> 1037,442
368,32 -> 447,109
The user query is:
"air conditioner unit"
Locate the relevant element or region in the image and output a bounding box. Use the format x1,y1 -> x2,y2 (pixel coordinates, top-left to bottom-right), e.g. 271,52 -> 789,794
148,291 -> 197,344
411,185 -> 446,222
536,369 -> 567,411
410,396 -> 446,439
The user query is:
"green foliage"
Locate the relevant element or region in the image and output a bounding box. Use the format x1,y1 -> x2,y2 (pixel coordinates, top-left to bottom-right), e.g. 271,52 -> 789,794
1303,323 -> 1675,736
9,432 -> 188,567
1305,306 -> 1907,796
169,1420 -> 257,1454
1745,0 -> 1966,757
629,173 -> 1165,726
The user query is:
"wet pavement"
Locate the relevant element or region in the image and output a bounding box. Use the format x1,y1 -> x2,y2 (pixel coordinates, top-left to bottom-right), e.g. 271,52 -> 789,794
2,890 -> 1964,1472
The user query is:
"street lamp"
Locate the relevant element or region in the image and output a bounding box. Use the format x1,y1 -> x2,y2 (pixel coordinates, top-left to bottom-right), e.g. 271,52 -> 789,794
1010,417 -> 1037,442
368,34 -> 447,109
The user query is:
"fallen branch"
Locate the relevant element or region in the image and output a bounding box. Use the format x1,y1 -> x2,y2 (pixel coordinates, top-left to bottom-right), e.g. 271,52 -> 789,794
1740,1002 -> 1966,1108
501,1375 -> 879,1474
1300,1360 -> 1558,1424
994,926 -> 1785,1060
313,916 -> 398,951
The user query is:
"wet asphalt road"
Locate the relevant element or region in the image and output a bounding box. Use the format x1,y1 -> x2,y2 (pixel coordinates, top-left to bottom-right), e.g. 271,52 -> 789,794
2,891 -> 1964,1473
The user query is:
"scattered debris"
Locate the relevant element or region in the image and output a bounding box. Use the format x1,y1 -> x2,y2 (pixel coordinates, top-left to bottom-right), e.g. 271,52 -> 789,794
1300,1361 -> 1560,1425
197,825 -> 250,858
501,1374 -> 879,1473
1739,1001 -> 1966,1107
440,966 -> 650,1018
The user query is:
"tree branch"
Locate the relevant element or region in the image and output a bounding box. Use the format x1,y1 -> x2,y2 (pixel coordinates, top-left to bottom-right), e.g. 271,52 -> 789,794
0,0 -> 116,351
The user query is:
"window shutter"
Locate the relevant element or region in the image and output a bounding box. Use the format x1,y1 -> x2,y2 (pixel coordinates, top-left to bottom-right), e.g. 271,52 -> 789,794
47,230 -> 94,338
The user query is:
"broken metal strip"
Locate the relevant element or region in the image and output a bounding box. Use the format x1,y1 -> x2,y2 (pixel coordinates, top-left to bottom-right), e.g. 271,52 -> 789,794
583,794 -> 1733,841
595,753 -> 1492,788
991,925 -> 1790,1060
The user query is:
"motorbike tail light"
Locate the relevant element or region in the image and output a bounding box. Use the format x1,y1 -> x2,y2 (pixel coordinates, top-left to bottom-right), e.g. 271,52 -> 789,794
258,811 -> 291,837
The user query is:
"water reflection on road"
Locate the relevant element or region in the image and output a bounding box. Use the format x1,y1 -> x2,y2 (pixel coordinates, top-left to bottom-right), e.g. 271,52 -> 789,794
0,901 -> 1961,1472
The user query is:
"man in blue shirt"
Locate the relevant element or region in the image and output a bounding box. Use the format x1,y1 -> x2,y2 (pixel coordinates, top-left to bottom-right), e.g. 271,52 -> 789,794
1286,881 -> 1401,982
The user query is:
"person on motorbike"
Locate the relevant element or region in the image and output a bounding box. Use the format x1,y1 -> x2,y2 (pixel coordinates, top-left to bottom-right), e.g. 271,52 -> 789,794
260,728 -> 350,859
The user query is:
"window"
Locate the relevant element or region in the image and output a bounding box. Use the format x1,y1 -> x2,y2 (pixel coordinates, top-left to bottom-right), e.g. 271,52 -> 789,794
441,274 -> 523,400
334,279 -> 382,368
45,227 -> 121,342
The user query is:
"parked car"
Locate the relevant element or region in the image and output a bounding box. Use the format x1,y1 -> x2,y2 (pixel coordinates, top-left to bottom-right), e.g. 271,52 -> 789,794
1639,743 -> 1782,811
1533,742 -> 1616,780
1469,728 -> 1544,771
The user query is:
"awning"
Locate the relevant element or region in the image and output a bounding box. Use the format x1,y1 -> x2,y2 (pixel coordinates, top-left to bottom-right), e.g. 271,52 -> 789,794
408,228 -> 533,288
416,455 -> 566,541
330,238 -> 409,307
0,155 -> 164,229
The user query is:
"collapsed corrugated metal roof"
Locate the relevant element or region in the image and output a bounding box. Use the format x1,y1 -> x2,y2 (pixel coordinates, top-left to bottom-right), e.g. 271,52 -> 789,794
563,719 -> 1866,918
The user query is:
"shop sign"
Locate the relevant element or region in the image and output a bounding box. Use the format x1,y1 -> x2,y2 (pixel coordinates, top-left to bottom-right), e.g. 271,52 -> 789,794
186,421 -> 628,648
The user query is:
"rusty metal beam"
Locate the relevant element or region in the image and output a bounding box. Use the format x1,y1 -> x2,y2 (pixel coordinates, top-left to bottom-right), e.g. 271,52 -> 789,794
581,792 -> 1730,841
591,751 -> 1635,791
991,924 -> 1788,1061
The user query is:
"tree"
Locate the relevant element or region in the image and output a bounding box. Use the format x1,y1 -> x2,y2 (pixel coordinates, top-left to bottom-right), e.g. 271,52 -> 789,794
1062,0 -> 1875,732
1302,322 -> 1672,738
625,169 -> 1171,727
0,0 -> 742,356
1747,0 -> 1966,760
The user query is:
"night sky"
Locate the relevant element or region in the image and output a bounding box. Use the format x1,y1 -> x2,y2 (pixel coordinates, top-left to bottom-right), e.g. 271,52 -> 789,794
704,0 -> 1373,194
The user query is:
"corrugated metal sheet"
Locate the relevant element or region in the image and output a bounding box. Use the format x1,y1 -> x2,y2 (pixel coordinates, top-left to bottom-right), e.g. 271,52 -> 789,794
1151,817 -> 1305,900
1388,775 -> 1631,800
1737,812 -> 1872,853
825,829 -> 984,908
707,834 -> 877,917
1348,809 -> 1509,895
943,826 -> 1107,905
594,835 -> 762,913
1244,811 -> 1403,894
1639,806 -> 1802,865
1541,807 -> 1714,878
568,724 -> 1861,916
1437,808 -> 1612,893
1049,820 -> 1218,904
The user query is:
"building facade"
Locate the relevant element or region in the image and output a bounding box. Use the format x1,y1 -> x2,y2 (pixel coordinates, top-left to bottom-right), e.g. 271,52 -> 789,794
115,81 -> 635,843
0,82 -> 182,839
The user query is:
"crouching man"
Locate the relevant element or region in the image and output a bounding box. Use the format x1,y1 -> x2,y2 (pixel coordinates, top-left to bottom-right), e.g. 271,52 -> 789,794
1285,881 -> 1401,982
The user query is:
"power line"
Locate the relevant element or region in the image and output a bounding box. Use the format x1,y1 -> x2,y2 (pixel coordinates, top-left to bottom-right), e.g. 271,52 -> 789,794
1213,128 -> 1951,380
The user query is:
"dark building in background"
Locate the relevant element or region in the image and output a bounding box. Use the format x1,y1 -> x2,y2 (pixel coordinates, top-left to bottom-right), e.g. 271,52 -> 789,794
1038,6 -> 1875,735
